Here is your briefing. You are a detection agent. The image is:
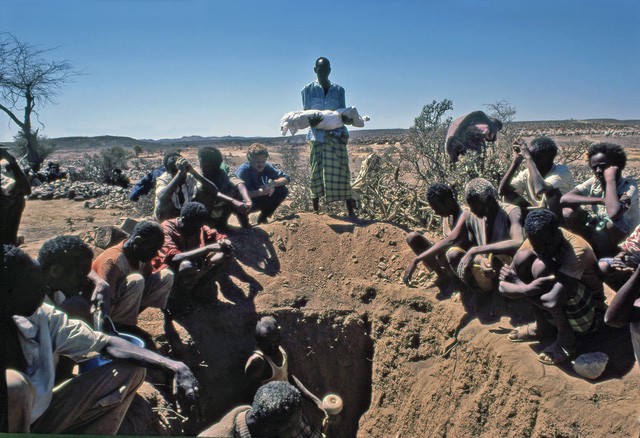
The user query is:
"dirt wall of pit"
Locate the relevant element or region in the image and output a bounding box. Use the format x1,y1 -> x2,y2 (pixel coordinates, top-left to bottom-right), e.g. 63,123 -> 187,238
133,213 -> 640,437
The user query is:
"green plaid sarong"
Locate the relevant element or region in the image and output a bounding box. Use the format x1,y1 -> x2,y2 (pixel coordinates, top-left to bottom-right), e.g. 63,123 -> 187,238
541,282 -> 604,334
309,134 -> 353,203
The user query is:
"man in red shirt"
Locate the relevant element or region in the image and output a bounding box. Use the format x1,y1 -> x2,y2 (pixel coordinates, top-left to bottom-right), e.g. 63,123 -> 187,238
92,221 -> 173,328
157,202 -> 233,305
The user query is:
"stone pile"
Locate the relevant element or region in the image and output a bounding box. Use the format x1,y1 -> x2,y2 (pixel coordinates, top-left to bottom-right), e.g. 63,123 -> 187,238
28,180 -> 131,210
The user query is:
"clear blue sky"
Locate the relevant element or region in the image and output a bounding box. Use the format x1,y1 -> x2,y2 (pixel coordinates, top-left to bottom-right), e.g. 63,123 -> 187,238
1,0 -> 639,141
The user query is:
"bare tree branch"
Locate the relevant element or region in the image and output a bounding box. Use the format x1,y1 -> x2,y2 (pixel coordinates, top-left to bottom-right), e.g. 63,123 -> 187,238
0,33 -> 78,170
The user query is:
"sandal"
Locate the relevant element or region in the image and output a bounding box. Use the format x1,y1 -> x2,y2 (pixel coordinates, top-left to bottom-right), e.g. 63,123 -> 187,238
508,324 -> 537,343
537,342 -> 575,366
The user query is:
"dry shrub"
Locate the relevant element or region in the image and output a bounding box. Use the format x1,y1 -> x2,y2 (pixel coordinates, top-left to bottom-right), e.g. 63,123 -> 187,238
75,146 -> 132,183
280,142 -> 312,213
354,99 -> 518,229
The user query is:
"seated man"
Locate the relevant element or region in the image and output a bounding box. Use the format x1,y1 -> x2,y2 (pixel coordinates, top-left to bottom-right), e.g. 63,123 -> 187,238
604,264 -> 640,366
409,179 -> 523,309
0,147 -> 31,246
199,381 -> 313,438
499,136 -> 575,218
245,316 -> 327,429
38,235 -> 110,326
194,146 -> 253,230
456,179 -> 524,306
236,143 -> 290,225
156,202 -> 234,304
403,183 -> 470,290
109,168 -> 130,188
154,150 -> 222,222
92,221 -> 173,328
2,245 -> 199,434
45,161 -> 66,183
499,210 -> 606,366
561,142 -> 639,258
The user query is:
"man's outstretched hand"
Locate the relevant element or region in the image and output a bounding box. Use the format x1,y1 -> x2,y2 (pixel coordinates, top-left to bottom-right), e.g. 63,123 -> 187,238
173,363 -> 202,421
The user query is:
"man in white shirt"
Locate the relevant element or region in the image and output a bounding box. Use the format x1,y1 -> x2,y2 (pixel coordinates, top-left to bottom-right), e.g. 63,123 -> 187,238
2,244 -> 199,434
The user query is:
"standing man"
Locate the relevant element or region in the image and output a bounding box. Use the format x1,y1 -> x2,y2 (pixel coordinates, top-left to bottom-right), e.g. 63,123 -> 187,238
302,57 -> 358,221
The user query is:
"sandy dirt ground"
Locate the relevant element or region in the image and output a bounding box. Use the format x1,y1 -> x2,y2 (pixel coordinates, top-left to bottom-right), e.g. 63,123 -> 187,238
16,202 -> 640,437
14,132 -> 640,437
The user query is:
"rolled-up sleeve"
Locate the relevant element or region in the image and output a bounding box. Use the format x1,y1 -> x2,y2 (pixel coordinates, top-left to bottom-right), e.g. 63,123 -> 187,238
48,306 -> 110,361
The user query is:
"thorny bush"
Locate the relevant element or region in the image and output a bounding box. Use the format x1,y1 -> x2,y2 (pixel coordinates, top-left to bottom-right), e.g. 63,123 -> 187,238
352,99 -> 590,231
75,146 -> 132,183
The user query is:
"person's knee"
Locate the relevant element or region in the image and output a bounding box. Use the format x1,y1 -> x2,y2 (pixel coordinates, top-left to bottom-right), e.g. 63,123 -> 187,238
110,362 -> 147,390
124,273 -> 145,295
125,273 -> 144,287
160,268 -> 174,287
7,370 -> 35,427
179,260 -> 194,273
446,249 -> 464,270
531,259 -> 553,278
274,185 -> 289,200
513,249 -> 535,267
406,231 -> 421,246
562,206 -> 574,221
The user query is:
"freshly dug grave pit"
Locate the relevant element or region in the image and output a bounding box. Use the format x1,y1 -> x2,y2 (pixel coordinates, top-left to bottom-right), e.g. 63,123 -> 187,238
120,213 -> 640,436
137,305 -> 373,437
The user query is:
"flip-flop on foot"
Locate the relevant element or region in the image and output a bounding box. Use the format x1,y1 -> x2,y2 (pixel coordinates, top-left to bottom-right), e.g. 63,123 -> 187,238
537,342 -> 575,366
508,324 -> 537,343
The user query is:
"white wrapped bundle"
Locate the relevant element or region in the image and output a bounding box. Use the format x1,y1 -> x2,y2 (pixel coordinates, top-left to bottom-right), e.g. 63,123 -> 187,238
280,107 -> 370,136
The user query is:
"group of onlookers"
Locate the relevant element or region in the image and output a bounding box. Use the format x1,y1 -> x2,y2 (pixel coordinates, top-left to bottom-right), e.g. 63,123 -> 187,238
405,137 -> 640,367
0,136 -> 340,435
0,55 -> 366,436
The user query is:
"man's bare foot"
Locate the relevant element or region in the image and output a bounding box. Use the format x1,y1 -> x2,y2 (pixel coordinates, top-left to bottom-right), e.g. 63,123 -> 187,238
508,323 -> 538,343
537,341 -> 576,366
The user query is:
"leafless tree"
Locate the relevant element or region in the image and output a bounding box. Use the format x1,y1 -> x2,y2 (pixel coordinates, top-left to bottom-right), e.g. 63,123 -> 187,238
0,34 -> 77,171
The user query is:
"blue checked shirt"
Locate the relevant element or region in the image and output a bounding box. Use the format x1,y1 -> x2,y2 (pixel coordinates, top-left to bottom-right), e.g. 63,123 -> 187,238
301,81 -> 348,142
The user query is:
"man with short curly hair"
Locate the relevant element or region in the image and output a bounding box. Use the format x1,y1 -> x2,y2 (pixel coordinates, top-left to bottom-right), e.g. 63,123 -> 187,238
3,245 -> 199,434
92,221 -> 173,328
154,149 -> 226,222
156,202 -> 233,305
199,380 -> 321,438
194,146 -> 253,230
404,183 -> 470,290
236,143 -> 290,226
499,136 -> 576,218
561,142 -> 639,257
38,235 -> 109,326
499,209 -> 605,365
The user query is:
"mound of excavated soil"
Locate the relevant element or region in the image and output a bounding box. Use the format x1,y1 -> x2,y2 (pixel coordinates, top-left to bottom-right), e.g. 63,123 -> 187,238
18,203 -> 640,437
132,213 -> 640,437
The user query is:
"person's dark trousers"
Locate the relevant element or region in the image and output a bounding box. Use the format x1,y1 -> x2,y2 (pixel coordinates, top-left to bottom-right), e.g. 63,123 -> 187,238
250,186 -> 289,221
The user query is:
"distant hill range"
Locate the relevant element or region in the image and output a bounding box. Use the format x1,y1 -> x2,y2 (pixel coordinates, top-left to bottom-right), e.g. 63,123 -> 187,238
17,119 -> 640,151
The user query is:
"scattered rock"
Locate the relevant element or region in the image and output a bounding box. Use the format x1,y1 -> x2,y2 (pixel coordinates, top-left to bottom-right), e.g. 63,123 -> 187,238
573,352 -> 609,380
118,218 -> 140,235
94,226 -> 129,249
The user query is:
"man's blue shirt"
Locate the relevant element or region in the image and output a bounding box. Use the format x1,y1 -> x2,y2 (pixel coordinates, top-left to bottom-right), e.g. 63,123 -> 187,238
236,162 -> 290,192
301,81 -> 348,143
